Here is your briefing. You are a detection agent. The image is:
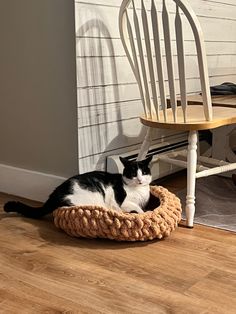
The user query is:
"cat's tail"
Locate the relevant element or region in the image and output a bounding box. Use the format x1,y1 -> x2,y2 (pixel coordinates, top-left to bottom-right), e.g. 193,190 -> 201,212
3,201 -> 53,219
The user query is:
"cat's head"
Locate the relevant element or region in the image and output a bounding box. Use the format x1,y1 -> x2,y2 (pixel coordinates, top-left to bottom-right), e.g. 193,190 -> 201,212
119,156 -> 152,186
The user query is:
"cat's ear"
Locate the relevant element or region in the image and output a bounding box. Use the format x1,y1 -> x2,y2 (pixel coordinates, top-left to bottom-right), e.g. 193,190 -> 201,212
119,156 -> 130,167
142,155 -> 152,165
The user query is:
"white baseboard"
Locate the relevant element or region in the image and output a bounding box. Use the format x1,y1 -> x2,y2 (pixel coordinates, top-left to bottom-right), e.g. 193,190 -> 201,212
0,164 -> 67,202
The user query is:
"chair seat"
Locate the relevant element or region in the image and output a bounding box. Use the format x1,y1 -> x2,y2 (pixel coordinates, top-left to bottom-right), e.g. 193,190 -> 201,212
140,105 -> 236,131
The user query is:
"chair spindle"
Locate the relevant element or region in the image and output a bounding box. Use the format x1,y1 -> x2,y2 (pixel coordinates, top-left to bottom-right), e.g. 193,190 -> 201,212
162,0 -> 177,122
133,0 -> 152,117
175,5 -> 187,122
151,0 -> 167,122
141,0 -> 159,119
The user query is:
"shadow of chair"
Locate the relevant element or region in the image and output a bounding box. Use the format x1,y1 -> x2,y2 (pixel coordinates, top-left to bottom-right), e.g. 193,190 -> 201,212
76,7 -> 165,173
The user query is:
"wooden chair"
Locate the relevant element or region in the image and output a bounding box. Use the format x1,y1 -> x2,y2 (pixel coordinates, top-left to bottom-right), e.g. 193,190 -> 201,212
119,0 -> 236,227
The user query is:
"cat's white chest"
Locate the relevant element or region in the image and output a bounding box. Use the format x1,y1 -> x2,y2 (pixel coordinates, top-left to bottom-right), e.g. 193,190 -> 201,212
124,185 -> 150,208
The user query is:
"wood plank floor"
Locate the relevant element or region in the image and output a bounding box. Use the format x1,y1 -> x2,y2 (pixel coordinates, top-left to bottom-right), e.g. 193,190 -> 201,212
0,172 -> 236,313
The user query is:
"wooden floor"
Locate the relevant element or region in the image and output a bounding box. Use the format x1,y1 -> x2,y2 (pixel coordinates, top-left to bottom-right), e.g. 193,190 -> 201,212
0,172 -> 236,313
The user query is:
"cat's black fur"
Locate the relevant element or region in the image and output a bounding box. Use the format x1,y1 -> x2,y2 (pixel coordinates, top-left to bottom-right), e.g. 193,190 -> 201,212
4,156 -> 152,219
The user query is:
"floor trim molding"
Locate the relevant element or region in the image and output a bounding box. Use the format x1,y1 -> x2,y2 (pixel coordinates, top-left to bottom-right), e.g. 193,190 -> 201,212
0,164 -> 66,202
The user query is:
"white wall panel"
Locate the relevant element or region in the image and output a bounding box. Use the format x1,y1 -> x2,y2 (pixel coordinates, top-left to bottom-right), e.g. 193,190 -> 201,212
75,0 -> 236,172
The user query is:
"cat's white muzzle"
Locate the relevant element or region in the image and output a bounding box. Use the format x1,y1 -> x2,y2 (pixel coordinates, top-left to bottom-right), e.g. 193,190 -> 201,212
124,175 -> 152,187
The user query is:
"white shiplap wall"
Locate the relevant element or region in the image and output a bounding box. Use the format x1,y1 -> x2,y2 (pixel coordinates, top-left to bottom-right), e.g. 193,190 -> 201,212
75,0 -> 236,173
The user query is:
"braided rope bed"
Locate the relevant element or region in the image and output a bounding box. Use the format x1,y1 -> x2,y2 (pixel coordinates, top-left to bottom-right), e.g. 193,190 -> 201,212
53,185 -> 182,241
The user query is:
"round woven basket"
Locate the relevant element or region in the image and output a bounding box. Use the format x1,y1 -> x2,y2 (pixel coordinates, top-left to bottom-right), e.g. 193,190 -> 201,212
53,185 -> 182,241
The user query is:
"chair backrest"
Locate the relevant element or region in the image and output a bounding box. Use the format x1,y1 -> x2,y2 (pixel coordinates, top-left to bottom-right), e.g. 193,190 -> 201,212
119,0 -> 212,123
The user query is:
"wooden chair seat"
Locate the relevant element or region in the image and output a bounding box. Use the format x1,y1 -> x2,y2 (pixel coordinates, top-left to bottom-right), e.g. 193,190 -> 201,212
140,105 -> 236,131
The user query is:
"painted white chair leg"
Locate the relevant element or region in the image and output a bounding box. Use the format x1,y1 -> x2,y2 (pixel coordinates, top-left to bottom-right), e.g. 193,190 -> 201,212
137,128 -> 153,161
185,130 -> 198,227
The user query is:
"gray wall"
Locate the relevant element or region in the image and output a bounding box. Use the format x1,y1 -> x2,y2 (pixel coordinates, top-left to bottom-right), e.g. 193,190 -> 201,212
0,0 -> 78,177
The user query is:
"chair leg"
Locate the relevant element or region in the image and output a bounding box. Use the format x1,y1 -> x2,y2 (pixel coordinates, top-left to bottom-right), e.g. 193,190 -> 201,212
185,130 -> 198,228
137,128 -> 153,161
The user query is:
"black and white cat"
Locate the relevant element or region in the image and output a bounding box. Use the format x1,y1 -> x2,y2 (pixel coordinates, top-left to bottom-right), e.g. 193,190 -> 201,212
4,156 -> 152,218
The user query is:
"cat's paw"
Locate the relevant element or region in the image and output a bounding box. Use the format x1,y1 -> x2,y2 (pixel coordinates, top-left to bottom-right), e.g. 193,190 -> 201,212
121,201 -> 144,214
125,207 -> 144,214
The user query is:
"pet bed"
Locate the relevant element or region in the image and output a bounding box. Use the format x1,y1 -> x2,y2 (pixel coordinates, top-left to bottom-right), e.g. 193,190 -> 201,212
53,185 -> 182,241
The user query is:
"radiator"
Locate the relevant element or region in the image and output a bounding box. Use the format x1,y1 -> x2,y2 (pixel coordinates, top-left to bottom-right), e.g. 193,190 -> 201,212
107,135 -> 183,180
107,133 -> 207,180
